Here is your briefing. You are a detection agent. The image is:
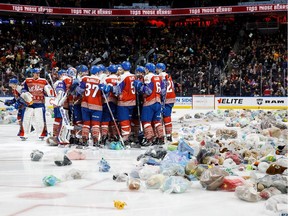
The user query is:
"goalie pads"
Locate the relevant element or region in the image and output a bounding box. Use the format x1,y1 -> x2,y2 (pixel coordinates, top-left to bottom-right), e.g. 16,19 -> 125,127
20,92 -> 34,106
44,84 -> 55,97
58,107 -> 74,144
53,90 -> 67,107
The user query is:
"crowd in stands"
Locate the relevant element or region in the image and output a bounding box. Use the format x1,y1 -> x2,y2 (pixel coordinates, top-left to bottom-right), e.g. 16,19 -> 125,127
0,19 -> 287,97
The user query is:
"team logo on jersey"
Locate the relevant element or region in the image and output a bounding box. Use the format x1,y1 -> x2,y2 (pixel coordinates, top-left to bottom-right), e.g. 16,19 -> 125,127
29,85 -> 42,92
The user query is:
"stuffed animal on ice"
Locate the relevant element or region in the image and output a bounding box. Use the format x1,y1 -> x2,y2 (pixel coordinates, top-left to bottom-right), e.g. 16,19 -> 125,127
261,127 -> 282,138
242,149 -> 259,164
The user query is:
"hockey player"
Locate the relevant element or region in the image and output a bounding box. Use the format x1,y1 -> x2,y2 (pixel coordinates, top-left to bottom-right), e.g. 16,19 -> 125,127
47,69 -> 73,145
67,66 -> 82,144
21,68 -> 54,140
4,78 -> 33,137
156,63 -> 176,141
130,66 -> 146,145
100,64 -> 119,146
113,61 -> 137,146
73,65 -> 108,146
69,65 -> 87,144
134,63 -> 164,146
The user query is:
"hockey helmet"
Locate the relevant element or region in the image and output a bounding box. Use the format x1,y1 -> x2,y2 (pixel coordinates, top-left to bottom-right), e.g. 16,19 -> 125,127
67,67 -> 76,77
98,64 -> 106,72
136,66 -> 145,74
107,65 -> 118,74
90,65 -> 101,75
145,63 -> 156,73
9,78 -> 19,85
156,63 -> 166,71
57,69 -> 66,76
121,61 -> 131,71
32,68 -> 40,73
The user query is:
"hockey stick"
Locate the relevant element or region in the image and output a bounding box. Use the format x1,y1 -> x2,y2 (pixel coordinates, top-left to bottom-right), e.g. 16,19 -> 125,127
0,99 -> 5,103
136,91 -> 144,144
101,91 -> 125,148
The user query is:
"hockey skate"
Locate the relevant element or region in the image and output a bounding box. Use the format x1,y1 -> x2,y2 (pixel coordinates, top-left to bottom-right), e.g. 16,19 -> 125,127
38,137 -> 45,141
124,140 -> 141,149
140,138 -> 153,147
166,135 -> 172,142
20,137 -> 28,141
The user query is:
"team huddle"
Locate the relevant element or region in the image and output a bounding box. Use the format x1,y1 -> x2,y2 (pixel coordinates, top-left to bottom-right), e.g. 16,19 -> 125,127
4,61 -> 176,148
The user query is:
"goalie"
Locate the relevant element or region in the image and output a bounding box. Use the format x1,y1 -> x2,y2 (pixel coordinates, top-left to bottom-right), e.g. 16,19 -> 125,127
20,68 -> 54,141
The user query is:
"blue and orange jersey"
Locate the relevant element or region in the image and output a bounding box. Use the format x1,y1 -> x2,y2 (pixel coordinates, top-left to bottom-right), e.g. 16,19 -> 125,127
143,73 -> 162,106
104,74 -> 118,104
160,72 -> 176,104
115,72 -> 136,106
80,75 -> 102,111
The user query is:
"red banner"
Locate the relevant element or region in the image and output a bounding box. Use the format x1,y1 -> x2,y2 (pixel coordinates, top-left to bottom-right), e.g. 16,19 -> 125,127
0,3 -> 287,17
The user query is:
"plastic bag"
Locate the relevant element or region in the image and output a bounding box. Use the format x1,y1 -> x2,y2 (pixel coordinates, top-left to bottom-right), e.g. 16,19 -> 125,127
260,187 -> 282,199
161,163 -> 185,177
66,149 -> 86,160
235,185 -> 261,202
161,151 -> 190,167
138,165 -> 160,180
145,174 -> 166,189
161,176 -> 190,194
127,178 -> 141,191
220,176 -> 245,191
265,194 -> 288,213
177,138 -> 194,157
64,169 -> 86,180
200,167 -> 229,190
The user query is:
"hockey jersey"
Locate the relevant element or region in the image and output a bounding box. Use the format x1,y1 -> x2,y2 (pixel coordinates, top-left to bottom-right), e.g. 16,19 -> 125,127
115,72 -> 136,106
80,75 -> 102,111
23,78 -> 53,104
143,73 -> 162,106
159,72 -> 176,104
104,74 -> 118,104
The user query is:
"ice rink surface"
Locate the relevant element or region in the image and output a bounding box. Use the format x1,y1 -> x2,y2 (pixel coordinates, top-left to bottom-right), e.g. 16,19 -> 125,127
0,109 -> 285,216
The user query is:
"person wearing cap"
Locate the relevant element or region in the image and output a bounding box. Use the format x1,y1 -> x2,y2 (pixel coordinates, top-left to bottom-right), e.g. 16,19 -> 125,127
20,68 -> 55,141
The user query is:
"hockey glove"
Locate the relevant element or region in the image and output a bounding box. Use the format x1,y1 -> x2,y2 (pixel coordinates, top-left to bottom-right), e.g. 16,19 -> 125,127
4,99 -> 15,106
99,84 -> 112,94
70,79 -> 80,92
133,80 -> 143,92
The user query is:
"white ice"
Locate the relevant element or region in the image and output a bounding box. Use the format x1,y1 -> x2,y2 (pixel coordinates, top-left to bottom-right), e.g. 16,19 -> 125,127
0,109 -> 283,216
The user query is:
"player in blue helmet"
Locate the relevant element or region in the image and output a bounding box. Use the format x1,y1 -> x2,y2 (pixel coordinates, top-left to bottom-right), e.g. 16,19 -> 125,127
90,65 -> 101,75
121,61 -> 131,71
107,64 -> 118,74
134,62 -> 165,146
57,69 -> 67,76
156,62 -> 176,142
98,64 -> 106,72
156,63 -> 166,72
100,64 -> 119,146
145,63 -> 156,73
67,67 -> 76,78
